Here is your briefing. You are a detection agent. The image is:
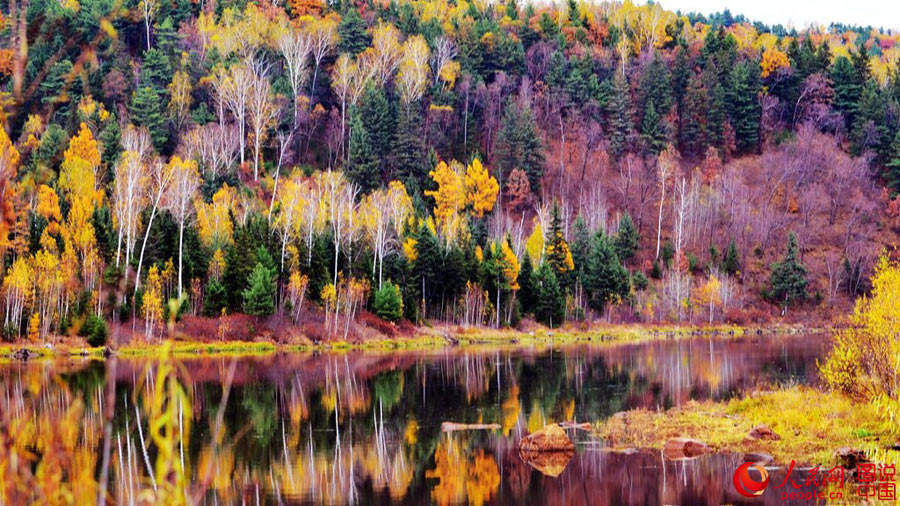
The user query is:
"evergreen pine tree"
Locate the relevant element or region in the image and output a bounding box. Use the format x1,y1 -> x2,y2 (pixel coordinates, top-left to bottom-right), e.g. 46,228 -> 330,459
409,223 -> 441,318
545,51 -> 568,91
831,56 -> 861,129
723,239 -> 740,276
518,254 -> 536,314
346,109 -> 380,193
154,17 -> 178,57
91,206 -> 116,263
99,117 -> 122,167
203,279 -> 228,316
640,100 -> 667,155
680,74 -> 708,157
769,232 -> 808,311
703,67 -> 727,151
607,74 -> 633,160
545,202 -> 573,288
728,60 -> 761,154
614,212 -> 639,263
373,281 -> 403,322
851,44 -> 871,85
851,80 -> 890,160
570,216 -> 591,284
584,232 -> 630,313
243,262 -> 275,316
392,108 -> 427,190
41,60 -> 74,105
650,259 -> 662,279
224,218 -> 258,309
638,52 -> 673,117
567,0 -> 581,27
815,41 -> 832,74
338,7 -> 370,55
130,86 -> 168,151
671,44 -> 690,113
494,100 -> 545,194
533,263 -> 564,328
885,131 -> 900,192
360,86 -> 395,174
140,48 -> 173,93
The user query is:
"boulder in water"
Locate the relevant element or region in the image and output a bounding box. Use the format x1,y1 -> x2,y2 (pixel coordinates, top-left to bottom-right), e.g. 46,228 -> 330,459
663,437 -> 710,460
518,424 -> 575,452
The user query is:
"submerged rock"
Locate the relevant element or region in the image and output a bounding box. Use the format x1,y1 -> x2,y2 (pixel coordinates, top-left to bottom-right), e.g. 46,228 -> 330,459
518,449 -> 574,477
835,447 -> 869,469
747,424 -> 781,441
743,452 -> 774,465
518,424 -> 575,452
662,438 -> 710,460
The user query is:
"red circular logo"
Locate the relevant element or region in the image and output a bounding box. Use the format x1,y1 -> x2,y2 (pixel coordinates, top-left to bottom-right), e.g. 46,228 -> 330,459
733,462 -> 770,497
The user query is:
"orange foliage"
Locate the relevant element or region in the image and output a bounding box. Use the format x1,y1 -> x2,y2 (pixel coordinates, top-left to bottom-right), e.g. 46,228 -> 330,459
288,0 -> 324,17
0,127 -> 20,253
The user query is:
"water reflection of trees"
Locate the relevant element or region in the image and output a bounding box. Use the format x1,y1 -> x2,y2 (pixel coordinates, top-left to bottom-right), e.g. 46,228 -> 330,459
0,335 -> 826,504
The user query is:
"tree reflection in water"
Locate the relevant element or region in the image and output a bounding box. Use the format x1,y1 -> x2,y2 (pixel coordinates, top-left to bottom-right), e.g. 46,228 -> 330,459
0,334 -> 829,505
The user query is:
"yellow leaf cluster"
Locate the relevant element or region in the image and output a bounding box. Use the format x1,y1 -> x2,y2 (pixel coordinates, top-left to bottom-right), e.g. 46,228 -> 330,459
426,438 -> 500,506
63,123 -> 101,171
208,248 -> 227,281
402,237 -> 418,263
425,160 -> 466,239
195,185 -> 236,249
493,238 -> 519,291
545,232 -> 574,273
524,221 -> 543,265
0,126 -> 21,251
464,158 -> 498,219
692,275 -> 722,307
760,46 -> 790,78
142,265 -> 164,332
821,254 -> 900,429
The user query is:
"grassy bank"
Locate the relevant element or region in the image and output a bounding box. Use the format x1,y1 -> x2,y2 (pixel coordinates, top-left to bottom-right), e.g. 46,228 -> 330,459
594,386 -> 899,466
0,322 -> 823,359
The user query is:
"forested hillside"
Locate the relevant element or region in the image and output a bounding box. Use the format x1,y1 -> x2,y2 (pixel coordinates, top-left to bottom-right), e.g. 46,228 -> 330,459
1,0 -> 899,342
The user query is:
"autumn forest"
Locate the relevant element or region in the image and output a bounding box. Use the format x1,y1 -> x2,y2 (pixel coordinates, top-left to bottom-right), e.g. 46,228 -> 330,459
2,0 -> 900,345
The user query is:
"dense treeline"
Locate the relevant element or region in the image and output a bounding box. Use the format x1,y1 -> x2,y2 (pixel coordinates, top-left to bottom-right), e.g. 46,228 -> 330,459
1,0 -> 899,342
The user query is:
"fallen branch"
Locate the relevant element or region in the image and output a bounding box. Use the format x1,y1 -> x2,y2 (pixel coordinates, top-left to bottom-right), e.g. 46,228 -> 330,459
558,421 -> 592,431
441,422 -> 501,432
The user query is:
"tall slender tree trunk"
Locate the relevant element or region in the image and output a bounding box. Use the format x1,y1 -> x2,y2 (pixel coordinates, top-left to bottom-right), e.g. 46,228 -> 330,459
253,135 -> 260,180
134,205 -> 160,297
655,185 -> 665,259
177,219 -> 184,299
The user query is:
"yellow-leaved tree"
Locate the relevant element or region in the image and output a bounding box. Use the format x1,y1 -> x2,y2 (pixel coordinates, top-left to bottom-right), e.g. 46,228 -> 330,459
821,253 -> 900,441
0,126 -> 21,258
2,257 -> 32,337
195,184 -> 237,251
525,220 -> 544,265
760,46 -> 790,79
59,123 -> 102,291
692,274 -> 722,324
822,255 -> 900,396
464,158 -> 499,218
424,160 -> 466,243
142,264 -> 164,339
496,238 -> 520,292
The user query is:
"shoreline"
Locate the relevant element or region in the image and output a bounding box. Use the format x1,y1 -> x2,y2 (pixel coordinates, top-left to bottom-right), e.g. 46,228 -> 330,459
0,323 -> 829,360
593,386 -> 899,469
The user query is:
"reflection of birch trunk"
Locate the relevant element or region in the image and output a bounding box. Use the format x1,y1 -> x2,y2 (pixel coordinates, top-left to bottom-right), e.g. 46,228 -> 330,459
134,404 -> 157,491
97,358 -> 118,506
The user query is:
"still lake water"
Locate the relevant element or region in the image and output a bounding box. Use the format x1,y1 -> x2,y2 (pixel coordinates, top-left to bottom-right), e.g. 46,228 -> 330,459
1,334 -> 834,505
